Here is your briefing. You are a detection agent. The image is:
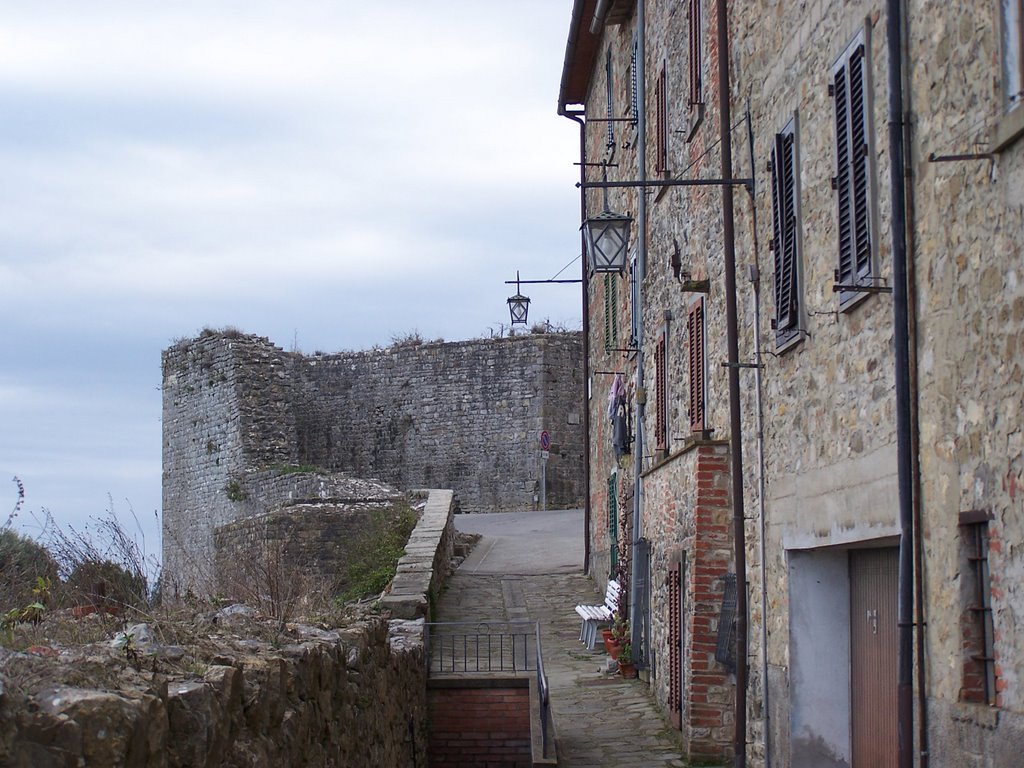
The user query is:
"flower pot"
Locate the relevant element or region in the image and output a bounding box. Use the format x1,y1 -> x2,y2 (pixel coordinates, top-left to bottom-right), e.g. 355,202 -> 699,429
619,662 -> 638,679
606,639 -> 621,659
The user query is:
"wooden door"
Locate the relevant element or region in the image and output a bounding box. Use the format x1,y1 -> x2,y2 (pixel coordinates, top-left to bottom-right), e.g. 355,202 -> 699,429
849,548 -> 898,768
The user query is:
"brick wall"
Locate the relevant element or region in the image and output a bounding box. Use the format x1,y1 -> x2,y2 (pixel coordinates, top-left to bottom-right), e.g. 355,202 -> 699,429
427,680 -> 532,767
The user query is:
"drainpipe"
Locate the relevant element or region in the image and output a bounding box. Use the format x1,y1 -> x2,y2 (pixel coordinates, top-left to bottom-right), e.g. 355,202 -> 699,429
713,0 -> 748,764
630,0 -> 648,665
884,1 -> 915,766
745,105 -> 770,768
903,21 -> 929,768
560,108 -> 593,576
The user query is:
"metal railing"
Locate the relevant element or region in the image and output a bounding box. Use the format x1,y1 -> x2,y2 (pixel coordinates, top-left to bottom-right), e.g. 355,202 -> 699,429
425,620 -> 551,756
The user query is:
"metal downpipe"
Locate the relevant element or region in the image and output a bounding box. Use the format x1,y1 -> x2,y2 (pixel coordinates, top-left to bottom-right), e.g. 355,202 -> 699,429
713,0 -> 748,764
560,108 -> 592,576
884,0 -> 915,766
629,0 -> 648,665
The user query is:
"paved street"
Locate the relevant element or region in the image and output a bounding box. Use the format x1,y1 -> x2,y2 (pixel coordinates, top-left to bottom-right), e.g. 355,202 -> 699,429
438,509 -> 691,767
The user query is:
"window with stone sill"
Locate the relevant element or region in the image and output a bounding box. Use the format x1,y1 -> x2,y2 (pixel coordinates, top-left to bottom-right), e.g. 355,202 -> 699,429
655,63 -> 670,175
686,298 -> 705,433
604,272 -> 619,352
606,46 -> 616,150
654,331 -> 668,451
958,510 -> 997,706
831,30 -> 876,308
770,117 -> 804,349
688,0 -> 703,109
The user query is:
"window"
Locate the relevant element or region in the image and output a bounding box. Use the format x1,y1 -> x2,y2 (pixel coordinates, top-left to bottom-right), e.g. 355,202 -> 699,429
604,273 -> 619,351
831,32 -> 874,306
630,34 -> 639,127
770,118 -> 803,347
608,474 -> 618,572
654,331 -> 668,451
1003,0 -> 1024,113
629,253 -> 640,348
606,47 -> 616,149
687,299 -> 705,432
688,0 -> 702,108
655,64 -> 669,174
959,510 -> 997,705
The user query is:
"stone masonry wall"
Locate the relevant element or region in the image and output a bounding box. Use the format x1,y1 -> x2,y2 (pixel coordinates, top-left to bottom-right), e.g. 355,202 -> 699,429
2,490 -> 458,767
162,332 -> 583,594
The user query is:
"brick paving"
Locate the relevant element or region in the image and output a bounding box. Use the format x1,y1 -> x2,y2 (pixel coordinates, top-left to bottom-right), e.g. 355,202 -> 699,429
435,568 -> 691,767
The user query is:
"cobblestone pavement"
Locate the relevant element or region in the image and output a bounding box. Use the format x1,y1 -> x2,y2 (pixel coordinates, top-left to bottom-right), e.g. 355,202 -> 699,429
435,568 -> 691,767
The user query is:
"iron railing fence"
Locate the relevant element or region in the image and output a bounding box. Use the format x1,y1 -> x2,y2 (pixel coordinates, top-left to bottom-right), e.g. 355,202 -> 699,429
424,620 -> 551,755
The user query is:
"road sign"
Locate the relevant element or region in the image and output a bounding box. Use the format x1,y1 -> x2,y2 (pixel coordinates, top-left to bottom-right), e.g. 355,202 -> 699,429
541,450 -> 550,461
540,430 -> 551,451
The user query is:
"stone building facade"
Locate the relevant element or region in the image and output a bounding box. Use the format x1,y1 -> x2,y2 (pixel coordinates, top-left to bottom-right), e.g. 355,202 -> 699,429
560,1 -> 1024,766
162,330 -> 584,593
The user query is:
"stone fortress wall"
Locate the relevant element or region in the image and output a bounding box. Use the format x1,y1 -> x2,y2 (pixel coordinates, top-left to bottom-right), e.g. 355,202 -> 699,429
162,329 -> 584,592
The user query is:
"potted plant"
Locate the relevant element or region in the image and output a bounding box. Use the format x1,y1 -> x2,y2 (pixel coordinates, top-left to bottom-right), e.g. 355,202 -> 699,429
618,641 -> 637,678
607,614 -> 628,659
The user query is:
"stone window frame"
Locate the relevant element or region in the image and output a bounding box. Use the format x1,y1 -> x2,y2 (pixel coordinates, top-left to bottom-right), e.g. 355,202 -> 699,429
686,298 -> 706,433
688,0 -> 703,110
604,272 -> 620,352
629,252 -> 640,349
654,328 -> 669,452
654,62 -> 670,175
830,28 -> 879,311
608,473 -> 619,573
958,510 -> 998,706
606,46 -> 616,151
994,0 -> 1024,150
770,114 -> 807,352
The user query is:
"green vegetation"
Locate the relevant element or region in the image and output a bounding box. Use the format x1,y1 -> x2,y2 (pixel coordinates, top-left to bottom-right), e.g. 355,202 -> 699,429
224,479 -> 246,502
338,504 -> 419,603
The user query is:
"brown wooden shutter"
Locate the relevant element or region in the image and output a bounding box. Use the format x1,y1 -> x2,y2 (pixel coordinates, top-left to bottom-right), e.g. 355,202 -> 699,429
687,299 -> 705,432
655,334 -> 667,450
771,129 -> 799,334
833,40 -> 871,297
668,557 -> 683,730
688,0 -> 702,107
655,65 -> 669,173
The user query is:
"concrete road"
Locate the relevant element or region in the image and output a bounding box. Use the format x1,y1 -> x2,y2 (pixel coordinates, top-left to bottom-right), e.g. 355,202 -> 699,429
454,508 -> 584,575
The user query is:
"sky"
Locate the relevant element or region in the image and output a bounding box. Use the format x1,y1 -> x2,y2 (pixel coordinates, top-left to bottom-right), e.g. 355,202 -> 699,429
0,1 -> 584,566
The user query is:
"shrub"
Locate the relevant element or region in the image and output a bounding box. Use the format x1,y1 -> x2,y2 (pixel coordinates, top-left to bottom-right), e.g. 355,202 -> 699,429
0,529 -> 59,614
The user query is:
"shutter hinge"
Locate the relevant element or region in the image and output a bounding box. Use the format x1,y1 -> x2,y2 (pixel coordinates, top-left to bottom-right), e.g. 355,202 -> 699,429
768,238 -> 775,252
831,176 -> 838,190
828,83 -> 835,96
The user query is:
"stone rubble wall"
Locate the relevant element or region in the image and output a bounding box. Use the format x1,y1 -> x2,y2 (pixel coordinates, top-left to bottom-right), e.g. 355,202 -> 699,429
162,331 -> 583,594
1,491 -> 458,767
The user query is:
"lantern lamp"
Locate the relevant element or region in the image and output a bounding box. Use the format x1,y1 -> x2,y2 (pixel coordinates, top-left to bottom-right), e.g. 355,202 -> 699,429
582,209 -> 633,274
507,271 -> 531,325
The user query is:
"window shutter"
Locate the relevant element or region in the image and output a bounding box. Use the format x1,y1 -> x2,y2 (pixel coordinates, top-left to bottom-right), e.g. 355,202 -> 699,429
668,557 -> 683,729
848,44 -> 871,280
688,0 -> 702,107
771,129 -> 799,335
655,334 -> 668,450
604,273 -> 618,351
833,37 -> 872,298
687,300 -> 705,432
655,66 -> 669,173
631,37 -> 639,126
608,474 -> 619,571
606,47 -> 615,148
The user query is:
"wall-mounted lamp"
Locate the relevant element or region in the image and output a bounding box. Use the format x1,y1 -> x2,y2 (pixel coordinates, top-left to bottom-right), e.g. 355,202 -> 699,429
582,209 -> 632,274
507,271 -> 531,325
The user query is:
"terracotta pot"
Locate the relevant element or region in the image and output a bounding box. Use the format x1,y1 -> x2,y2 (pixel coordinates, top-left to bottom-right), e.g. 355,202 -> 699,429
606,638 -> 621,659
619,662 -> 638,679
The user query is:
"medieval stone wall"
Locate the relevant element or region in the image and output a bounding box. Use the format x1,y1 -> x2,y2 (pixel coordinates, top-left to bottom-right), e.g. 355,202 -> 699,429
162,331 -> 583,593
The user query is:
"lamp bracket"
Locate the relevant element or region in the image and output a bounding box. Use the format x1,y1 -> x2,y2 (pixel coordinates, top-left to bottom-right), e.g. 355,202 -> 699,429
579,177 -> 754,192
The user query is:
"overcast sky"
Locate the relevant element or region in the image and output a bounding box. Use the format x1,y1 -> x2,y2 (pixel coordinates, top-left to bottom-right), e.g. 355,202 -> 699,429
0,1 -> 583,563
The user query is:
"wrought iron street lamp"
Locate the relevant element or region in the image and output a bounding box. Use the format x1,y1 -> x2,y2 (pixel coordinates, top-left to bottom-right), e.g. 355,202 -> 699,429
582,209 -> 633,274
507,271 -> 531,325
